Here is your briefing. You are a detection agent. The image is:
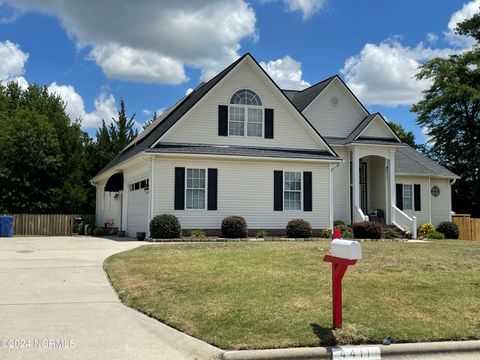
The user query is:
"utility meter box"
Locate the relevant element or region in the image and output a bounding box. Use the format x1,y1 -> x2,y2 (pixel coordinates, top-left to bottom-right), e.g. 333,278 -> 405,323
331,239 -> 362,260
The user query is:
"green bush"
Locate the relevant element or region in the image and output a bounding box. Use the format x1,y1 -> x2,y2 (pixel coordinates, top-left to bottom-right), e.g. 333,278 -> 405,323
150,214 -> 182,239
286,219 -> 312,238
426,230 -> 445,239
436,221 -> 459,239
333,219 -> 345,227
419,223 -> 435,238
221,216 -> 248,238
256,229 -> 268,238
383,229 -> 397,239
352,221 -> 382,239
93,227 -> 107,236
191,229 -> 206,238
335,224 -> 353,239
321,228 -> 332,239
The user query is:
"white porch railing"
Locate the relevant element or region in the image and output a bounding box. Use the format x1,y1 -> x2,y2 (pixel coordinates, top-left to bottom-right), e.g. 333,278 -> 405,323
355,206 -> 369,223
392,205 -> 417,239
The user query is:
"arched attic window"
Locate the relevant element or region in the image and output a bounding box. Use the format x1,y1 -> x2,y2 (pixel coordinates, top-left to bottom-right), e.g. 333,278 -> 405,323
228,89 -> 263,137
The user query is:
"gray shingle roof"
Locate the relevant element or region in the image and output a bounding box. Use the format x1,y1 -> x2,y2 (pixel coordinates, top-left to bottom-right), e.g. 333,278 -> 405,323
324,136 -> 404,146
286,76 -> 335,111
145,143 -> 339,161
395,145 -> 459,179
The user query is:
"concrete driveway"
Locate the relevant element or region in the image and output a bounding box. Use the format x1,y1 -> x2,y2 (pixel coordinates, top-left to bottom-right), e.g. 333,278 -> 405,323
0,236 -> 221,360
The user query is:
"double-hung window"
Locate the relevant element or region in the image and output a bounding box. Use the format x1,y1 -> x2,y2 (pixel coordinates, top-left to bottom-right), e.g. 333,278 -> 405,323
229,89 -> 263,137
284,171 -> 302,210
403,184 -> 413,210
186,169 -> 206,209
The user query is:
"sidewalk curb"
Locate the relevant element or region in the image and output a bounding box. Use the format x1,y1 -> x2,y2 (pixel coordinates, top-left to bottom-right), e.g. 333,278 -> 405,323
221,340 -> 480,359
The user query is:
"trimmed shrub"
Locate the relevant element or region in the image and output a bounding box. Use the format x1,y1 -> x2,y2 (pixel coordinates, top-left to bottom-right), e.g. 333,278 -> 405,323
286,219 -> 312,238
191,229 -> 206,238
321,228 -> 332,239
436,221 -> 459,239
426,230 -> 445,239
93,227 -> 107,236
256,229 -> 268,239
335,224 -> 354,239
418,223 -> 435,238
150,214 -> 182,239
333,219 -> 345,227
221,216 -> 248,238
352,221 -> 382,239
383,229 -> 397,239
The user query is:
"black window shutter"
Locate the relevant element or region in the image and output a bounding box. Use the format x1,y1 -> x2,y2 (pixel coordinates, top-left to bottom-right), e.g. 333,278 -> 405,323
274,171 -> 283,211
207,168 -> 218,211
174,167 -> 185,210
265,108 -> 274,139
303,171 -> 312,211
218,105 -> 228,136
396,183 -> 403,210
414,184 -> 421,211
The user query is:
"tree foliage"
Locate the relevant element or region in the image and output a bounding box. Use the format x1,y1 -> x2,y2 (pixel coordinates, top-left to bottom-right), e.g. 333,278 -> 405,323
411,12 -> 480,216
0,84 -> 138,214
388,121 -> 417,148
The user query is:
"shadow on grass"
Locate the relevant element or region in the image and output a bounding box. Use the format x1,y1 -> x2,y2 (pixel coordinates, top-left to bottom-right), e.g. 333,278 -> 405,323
310,323 -> 336,346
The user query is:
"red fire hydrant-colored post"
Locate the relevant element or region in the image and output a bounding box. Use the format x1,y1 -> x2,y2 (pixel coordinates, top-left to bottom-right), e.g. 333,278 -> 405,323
323,238 -> 361,329
323,254 -> 357,328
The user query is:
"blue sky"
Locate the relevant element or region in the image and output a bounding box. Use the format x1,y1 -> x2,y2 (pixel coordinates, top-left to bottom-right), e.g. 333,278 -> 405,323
0,0 -> 478,141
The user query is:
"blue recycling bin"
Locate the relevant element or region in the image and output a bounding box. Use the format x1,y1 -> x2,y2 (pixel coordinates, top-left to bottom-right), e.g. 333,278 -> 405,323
0,216 -> 14,237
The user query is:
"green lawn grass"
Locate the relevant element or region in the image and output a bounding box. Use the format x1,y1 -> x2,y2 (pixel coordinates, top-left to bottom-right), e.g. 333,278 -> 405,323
104,241 -> 480,349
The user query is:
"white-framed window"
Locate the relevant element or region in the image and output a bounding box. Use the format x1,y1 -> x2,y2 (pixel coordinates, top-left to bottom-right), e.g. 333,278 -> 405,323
229,89 -> 263,137
284,171 -> 302,210
186,168 -> 206,209
129,179 -> 149,192
403,184 -> 413,210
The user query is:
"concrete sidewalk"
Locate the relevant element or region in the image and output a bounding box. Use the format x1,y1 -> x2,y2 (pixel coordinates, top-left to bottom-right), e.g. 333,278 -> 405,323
0,236 -> 221,360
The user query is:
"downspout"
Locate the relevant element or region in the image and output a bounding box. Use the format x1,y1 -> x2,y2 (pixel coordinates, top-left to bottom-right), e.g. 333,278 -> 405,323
428,177 -> 432,224
449,178 -> 456,219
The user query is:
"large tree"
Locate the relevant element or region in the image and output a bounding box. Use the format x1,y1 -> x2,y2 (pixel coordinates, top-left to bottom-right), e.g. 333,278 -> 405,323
411,11 -> 480,216
0,82 -> 93,213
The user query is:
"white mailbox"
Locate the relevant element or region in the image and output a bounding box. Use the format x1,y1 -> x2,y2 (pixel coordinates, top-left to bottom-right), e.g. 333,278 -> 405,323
331,239 -> 362,260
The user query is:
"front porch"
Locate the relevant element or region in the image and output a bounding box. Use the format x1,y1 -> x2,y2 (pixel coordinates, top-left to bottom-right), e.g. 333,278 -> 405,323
350,145 -> 417,237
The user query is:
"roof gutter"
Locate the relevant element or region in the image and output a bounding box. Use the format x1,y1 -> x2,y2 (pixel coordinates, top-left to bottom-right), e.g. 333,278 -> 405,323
142,151 -> 342,163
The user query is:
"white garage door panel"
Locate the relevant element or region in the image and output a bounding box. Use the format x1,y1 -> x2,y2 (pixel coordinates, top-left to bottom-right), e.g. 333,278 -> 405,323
127,190 -> 149,236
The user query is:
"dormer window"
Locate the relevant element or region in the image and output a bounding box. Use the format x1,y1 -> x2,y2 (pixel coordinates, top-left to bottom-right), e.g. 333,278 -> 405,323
229,89 -> 263,137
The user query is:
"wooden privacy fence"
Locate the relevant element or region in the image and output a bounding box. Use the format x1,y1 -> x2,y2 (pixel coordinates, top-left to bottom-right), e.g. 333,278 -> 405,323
452,214 -> 480,241
10,214 -> 95,236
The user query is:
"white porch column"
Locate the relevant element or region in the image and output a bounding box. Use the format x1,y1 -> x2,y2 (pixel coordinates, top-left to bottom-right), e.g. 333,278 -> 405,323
121,176 -> 128,232
388,149 -> 396,224
352,148 -> 360,222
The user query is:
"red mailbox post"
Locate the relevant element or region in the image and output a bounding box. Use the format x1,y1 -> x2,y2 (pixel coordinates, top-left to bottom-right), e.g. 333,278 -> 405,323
323,253 -> 357,329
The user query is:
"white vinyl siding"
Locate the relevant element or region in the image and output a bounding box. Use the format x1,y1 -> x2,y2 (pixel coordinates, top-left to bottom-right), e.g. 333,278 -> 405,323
430,178 -> 451,226
161,60 -> 322,149
151,156 -> 331,229
186,168 -> 206,209
361,117 -> 397,139
284,171 -> 302,210
302,79 -> 367,138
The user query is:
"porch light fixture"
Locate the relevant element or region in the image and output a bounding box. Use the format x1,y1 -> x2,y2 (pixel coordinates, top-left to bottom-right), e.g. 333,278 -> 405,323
113,192 -> 120,200
144,187 -> 149,194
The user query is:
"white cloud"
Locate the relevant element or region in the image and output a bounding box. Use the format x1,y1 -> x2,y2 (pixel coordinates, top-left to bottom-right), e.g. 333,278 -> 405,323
260,55 -> 310,90
343,39 -> 457,106
283,0 -> 326,20
7,0 -> 257,84
47,83 -> 117,129
445,0 -> 480,48
341,39 -> 459,106
0,40 -> 29,87
185,88 -> 194,96
426,33 -> 438,45
142,109 -> 151,116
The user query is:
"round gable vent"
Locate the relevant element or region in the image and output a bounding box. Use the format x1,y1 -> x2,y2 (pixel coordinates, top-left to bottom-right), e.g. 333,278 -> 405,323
330,96 -> 339,107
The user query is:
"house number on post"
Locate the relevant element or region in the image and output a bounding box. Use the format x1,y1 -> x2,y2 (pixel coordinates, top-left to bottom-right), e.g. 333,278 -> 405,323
323,238 -> 362,329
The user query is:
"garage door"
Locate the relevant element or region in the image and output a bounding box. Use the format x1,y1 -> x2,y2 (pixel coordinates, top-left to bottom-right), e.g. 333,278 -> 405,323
127,182 -> 149,237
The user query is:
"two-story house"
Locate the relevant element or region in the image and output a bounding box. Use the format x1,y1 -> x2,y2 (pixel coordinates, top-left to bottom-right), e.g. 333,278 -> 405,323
91,53 -> 459,237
